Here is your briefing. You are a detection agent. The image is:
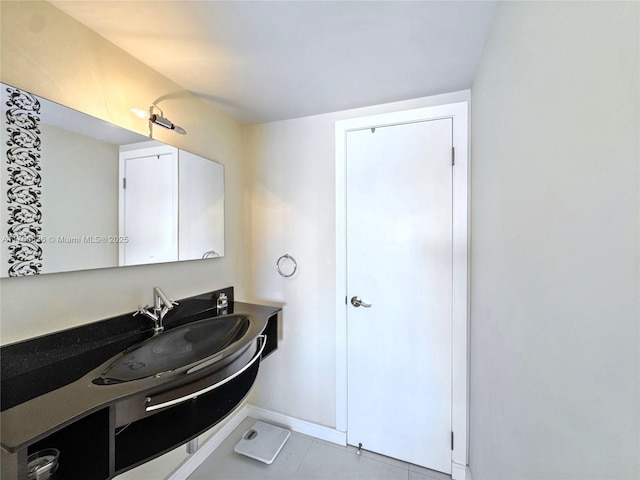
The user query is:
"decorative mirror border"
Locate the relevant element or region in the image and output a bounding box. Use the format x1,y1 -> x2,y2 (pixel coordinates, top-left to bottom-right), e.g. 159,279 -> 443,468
4,86 -> 43,276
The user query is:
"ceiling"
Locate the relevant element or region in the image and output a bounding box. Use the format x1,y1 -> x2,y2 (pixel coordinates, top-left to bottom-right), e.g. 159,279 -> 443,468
51,1 -> 498,125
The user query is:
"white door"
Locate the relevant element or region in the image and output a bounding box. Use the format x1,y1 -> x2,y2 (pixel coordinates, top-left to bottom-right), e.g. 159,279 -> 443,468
119,147 -> 178,266
346,118 -> 453,473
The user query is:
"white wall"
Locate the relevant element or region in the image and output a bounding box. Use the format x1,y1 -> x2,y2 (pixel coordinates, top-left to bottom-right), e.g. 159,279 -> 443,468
244,91 -> 469,429
470,2 -> 639,479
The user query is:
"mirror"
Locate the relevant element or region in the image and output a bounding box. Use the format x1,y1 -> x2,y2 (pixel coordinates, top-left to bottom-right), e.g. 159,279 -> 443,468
0,83 -> 225,277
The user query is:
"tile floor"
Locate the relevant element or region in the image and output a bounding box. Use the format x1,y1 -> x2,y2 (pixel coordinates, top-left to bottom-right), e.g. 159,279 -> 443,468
188,418 -> 451,480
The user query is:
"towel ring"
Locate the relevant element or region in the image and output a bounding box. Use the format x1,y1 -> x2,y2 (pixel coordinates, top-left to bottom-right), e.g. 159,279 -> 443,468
276,254 -> 297,278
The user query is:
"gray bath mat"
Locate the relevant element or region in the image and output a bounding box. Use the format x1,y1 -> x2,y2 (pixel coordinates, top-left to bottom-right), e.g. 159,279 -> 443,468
234,421 -> 291,464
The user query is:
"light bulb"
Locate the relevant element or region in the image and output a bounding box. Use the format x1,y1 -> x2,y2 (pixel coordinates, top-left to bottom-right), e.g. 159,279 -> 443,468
130,107 -> 149,119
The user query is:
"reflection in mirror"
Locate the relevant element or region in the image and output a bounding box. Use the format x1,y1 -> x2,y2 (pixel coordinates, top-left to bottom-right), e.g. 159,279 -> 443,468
1,83 -> 224,277
118,143 -> 225,266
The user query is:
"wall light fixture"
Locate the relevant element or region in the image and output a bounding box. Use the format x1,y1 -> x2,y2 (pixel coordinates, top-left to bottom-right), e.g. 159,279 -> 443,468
131,105 -> 187,136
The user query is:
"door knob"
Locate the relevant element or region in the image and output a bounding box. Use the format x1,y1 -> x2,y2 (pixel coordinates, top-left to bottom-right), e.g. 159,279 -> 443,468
350,296 -> 372,308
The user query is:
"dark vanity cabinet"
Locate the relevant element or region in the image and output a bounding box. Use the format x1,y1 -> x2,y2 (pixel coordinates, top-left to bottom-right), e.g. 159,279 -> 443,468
1,290 -> 281,480
113,358 -> 260,474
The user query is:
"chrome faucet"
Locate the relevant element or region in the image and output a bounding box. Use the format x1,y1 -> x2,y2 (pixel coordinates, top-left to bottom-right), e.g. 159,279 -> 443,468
134,287 -> 178,334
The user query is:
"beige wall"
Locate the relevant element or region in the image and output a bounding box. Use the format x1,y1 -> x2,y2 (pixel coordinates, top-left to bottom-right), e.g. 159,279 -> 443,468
0,1 -> 247,344
470,2 -> 639,478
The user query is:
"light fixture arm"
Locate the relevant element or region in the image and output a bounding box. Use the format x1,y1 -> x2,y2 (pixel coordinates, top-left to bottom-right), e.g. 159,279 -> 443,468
140,104 -> 187,137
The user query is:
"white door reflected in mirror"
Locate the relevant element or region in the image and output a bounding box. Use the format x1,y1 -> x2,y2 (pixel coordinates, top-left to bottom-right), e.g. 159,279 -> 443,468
119,143 -> 224,267
119,145 -> 179,266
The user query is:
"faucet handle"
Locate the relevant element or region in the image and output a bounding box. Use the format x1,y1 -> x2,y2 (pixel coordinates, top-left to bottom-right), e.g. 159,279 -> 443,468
133,305 -> 150,316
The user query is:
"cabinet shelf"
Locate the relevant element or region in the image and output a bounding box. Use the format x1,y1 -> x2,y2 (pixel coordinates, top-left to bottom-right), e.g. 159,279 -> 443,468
28,408 -> 110,480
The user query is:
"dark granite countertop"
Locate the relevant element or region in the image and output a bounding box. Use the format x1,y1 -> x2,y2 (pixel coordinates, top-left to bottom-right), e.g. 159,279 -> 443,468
0,287 -> 282,452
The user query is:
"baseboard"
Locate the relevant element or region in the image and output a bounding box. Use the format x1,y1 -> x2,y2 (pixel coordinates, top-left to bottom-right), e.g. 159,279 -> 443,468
451,461 -> 470,480
244,404 -> 347,446
167,404 -> 346,480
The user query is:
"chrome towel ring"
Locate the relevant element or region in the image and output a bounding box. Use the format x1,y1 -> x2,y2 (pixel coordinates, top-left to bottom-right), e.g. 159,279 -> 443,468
276,254 -> 297,278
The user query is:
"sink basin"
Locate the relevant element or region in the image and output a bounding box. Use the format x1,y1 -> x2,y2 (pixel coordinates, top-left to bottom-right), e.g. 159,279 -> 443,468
94,313 -> 263,384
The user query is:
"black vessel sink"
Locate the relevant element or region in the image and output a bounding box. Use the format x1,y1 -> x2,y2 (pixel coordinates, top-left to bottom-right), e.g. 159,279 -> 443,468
94,313 -> 261,384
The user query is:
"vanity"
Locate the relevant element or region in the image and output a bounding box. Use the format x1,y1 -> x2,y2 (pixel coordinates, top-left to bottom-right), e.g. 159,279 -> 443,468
0,287 -> 280,480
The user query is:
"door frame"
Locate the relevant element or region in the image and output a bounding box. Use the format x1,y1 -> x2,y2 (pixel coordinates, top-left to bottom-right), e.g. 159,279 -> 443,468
335,101 -> 469,478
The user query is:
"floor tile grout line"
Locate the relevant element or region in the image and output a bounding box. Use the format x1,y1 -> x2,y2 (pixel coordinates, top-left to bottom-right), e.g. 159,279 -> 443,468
316,439 -> 411,473
298,438 -> 413,480
290,436 -> 317,480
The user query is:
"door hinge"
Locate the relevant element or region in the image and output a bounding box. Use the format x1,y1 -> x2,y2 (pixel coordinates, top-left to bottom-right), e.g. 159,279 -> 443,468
122,178 -> 127,189
451,431 -> 454,450
451,147 -> 455,166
